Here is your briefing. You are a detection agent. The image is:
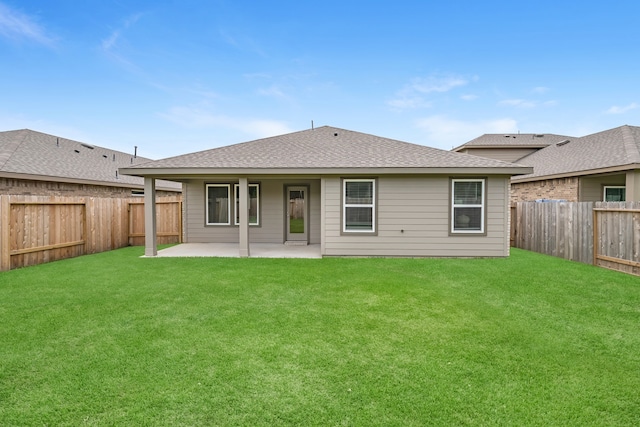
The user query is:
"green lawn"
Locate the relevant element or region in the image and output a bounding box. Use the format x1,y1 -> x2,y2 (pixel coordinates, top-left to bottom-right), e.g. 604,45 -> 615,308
1,248 -> 639,426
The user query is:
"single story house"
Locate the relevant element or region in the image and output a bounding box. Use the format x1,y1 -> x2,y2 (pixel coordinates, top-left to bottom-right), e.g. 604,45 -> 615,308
453,125 -> 640,203
120,126 -> 531,258
0,129 -> 181,197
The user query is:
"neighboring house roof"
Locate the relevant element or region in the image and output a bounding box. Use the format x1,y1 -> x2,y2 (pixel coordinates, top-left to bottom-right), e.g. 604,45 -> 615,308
452,133 -> 573,150
512,125 -> 640,182
121,126 -> 531,178
0,129 -> 181,191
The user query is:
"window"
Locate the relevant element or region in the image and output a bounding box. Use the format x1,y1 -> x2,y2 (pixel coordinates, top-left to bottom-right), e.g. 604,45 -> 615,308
206,184 -> 231,225
604,186 -> 626,201
234,184 -> 260,225
343,179 -> 375,232
451,178 -> 485,234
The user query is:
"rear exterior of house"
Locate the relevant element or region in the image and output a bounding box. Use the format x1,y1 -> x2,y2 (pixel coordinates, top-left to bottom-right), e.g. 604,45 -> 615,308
179,174 -> 511,257
121,126 -> 530,258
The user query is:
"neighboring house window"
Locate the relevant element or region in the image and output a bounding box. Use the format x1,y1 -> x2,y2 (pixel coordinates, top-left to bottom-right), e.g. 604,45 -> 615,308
343,179 -> 376,232
603,186 -> 626,201
451,178 -> 485,234
234,184 -> 260,226
206,184 -> 231,225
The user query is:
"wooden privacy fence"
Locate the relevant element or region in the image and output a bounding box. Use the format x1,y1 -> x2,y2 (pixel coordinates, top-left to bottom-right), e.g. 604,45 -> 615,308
0,195 -> 182,271
512,201 -> 640,275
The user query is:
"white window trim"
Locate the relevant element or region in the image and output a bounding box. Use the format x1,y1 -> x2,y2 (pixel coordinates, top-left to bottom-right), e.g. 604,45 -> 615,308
603,186 -> 626,202
451,178 -> 485,234
343,178 -> 376,233
234,183 -> 260,226
206,184 -> 231,225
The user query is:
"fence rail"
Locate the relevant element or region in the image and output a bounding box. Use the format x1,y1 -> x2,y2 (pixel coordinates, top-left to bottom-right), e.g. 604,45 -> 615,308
0,195 -> 182,271
512,201 -> 640,275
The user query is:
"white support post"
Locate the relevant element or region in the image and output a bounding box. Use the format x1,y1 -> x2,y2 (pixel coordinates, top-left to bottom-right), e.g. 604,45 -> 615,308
144,177 -> 157,257
320,178 -> 326,256
238,177 -> 250,257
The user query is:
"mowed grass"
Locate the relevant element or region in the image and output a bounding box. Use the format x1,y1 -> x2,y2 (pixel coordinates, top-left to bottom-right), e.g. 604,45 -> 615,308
1,248 -> 639,426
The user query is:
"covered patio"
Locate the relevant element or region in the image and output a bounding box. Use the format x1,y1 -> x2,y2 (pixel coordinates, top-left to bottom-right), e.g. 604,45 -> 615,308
151,243 -> 322,259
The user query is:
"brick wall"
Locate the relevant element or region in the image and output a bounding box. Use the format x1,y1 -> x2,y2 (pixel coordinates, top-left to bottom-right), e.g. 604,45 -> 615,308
0,178 -> 178,198
511,177 -> 579,203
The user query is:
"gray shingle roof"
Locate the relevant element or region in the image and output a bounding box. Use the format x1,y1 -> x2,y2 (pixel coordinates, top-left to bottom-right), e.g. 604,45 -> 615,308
513,125 -> 640,181
125,126 -> 527,171
453,133 -> 573,150
0,129 -> 181,190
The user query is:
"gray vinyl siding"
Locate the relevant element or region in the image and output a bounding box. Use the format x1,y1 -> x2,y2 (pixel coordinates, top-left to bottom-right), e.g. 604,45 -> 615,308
183,178 -> 320,244
322,175 -> 510,257
580,174 -> 626,201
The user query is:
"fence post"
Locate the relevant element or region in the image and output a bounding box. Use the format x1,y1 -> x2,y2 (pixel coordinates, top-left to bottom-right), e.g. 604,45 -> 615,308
592,207 -> 598,266
0,195 -> 10,271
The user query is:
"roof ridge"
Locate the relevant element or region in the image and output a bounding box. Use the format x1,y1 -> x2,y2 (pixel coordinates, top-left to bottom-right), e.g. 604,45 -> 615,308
0,129 -> 29,171
621,125 -> 640,163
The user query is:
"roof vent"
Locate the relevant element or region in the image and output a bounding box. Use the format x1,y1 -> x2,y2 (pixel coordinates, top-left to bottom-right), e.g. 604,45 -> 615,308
81,143 -> 94,149
556,139 -> 570,146
535,134 -> 544,138
102,155 -> 108,159
334,133 -> 338,137
74,149 -> 80,153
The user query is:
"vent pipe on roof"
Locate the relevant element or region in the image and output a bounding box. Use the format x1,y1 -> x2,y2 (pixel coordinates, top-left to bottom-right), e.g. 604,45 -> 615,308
56,138 -> 59,147
311,120 -> 314,130
134,146 -> 137,158
113,154 -> 116,161
116,170 -> 119,179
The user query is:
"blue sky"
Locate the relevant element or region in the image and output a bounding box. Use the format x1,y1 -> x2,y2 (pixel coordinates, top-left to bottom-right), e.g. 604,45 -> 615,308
1,1 -> 639,159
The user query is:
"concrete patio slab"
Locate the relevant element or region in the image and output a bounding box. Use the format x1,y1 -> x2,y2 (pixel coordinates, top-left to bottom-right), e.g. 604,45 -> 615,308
153,243 -> 322,259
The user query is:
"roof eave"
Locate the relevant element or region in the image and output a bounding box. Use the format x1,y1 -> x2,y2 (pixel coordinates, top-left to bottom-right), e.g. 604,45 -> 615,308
511,164 -> 640,183
454,144 -> 549,151
120,166 -> 533,178
0,171 -> 182,192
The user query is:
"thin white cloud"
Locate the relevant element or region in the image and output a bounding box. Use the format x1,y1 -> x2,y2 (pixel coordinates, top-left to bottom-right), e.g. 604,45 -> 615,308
410,75 -> 469,94
531,86 -> 550,94
0,2 -> 56,46
499,98 -> 557,108
388,97 -> 431,109
158,105 -> 292,138
218,28 -> 267,57
415,115 -> 518,149
460,94 -> 478,101
257,85 -> 290,101
499,99 -> 537,108
606,102 -> 638,114
388,74 -> 470,110
101,13 -> 142,52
